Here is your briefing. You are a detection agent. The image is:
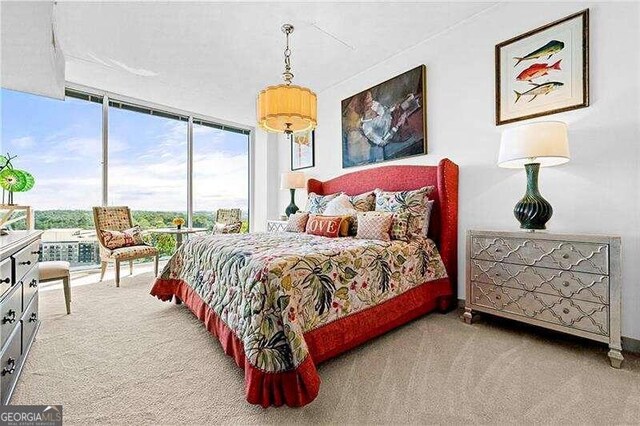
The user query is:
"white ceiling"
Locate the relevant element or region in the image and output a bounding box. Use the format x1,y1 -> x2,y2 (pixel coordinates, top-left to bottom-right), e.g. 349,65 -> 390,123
52,1 -> 495,125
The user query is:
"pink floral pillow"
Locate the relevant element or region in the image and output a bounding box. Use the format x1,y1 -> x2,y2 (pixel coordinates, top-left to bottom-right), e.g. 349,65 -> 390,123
101,226 -> 145,249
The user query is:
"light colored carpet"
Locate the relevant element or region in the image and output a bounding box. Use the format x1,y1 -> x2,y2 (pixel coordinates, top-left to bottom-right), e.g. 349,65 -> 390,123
11,272 -> 640,425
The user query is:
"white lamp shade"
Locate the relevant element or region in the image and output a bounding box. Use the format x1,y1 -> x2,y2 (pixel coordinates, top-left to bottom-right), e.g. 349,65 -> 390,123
498,121 -> 570,168
280,172 -> 306,189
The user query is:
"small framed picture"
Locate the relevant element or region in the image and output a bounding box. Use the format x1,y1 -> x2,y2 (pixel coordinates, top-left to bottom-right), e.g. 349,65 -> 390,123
496,9 -> 589,125
290,130 -> 315,171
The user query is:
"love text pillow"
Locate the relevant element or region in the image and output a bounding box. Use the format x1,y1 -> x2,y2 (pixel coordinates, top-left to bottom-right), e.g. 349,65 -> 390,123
305,215 -> 344,238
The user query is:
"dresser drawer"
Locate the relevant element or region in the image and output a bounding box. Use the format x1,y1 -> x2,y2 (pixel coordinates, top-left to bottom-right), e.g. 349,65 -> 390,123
12,239 -> 41,283
471,236 -> 609,275
470,281 -> 609,337
21,266 -> 38,311
0,283 -> 22,349
0,323 -> 22,405
0,259 -> 11,298
470,259 -> 610,305
22,295 -> 38,352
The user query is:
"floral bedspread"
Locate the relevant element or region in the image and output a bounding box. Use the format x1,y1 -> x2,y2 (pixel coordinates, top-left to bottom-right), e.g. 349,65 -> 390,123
157,232 -> 447,374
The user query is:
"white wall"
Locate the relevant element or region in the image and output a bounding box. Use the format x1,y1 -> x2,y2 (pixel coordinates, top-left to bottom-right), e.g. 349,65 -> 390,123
274,3 -> 640,339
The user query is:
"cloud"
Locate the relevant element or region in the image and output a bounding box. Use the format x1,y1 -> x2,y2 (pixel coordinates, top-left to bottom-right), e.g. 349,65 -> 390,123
9,136 -> 35,149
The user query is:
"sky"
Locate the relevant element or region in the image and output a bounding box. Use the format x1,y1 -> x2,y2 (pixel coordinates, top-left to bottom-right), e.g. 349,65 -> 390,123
0,88 -> 249,213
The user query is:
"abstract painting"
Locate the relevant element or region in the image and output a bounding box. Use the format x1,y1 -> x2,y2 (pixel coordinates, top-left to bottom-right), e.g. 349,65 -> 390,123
496,9 -> 589,125
290,130 -> 314,171
341,65 -> 427,168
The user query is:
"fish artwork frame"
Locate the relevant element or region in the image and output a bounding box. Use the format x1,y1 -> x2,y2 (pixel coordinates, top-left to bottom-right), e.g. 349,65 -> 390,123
495,9 -> 589,125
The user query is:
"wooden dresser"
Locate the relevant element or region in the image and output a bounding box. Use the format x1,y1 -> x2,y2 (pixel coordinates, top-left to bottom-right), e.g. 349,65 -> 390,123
464,230 -> 623,368
0,230 -> 42,404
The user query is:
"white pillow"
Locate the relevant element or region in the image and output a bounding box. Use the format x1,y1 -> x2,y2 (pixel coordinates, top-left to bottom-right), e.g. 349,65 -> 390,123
323,194 -> 358,216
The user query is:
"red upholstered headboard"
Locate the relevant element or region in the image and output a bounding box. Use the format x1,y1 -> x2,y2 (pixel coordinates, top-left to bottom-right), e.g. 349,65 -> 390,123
307,158 -> 459,292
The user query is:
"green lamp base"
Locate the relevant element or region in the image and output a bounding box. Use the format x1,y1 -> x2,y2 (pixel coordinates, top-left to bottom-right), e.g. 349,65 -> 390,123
285,188 -> 299,217
514,163 -> 553,230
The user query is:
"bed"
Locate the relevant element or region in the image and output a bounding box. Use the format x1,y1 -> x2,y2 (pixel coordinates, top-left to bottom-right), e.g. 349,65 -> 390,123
150,158 -> 458,407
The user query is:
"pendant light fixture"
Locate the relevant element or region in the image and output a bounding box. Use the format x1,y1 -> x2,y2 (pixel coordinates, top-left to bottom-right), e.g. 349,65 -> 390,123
257,24 -> 317,134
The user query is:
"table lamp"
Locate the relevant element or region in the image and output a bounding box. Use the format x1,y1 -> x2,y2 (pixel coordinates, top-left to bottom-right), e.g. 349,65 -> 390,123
498,121 -> 570,230
281,172 -> 306,217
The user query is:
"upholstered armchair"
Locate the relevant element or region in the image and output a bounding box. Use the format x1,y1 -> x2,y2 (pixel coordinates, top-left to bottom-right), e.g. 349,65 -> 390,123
92,206 -> 159,287
213,208 -> 242,234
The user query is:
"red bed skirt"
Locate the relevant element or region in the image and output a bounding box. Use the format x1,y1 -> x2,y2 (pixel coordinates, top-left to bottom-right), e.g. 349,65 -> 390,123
150,277 -> 452,407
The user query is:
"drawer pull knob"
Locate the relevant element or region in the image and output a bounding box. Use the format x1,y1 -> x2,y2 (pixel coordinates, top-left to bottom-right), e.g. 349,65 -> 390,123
563,308 -> 570,314
563,281 -> 570,287
1,358 -> 15,376
0,278 -> 9,284
562,254 -> 569,259
495,295 -> 502,300
19,260 -> 32,266
31,250 -> 42,255
29,313 -> 37,323
495,273 -> 501,277
2,310 -> 16,324
29,279 -> 37,288
495,248 -> 502,253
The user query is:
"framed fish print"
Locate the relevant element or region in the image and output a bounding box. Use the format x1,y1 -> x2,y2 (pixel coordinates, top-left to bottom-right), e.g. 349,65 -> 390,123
341,65 -> 427,168
290,130 -> 315,171
495,9 -> 589,125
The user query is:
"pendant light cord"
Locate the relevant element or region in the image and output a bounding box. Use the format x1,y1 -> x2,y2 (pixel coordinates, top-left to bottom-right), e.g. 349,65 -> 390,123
282,24 -> 294,85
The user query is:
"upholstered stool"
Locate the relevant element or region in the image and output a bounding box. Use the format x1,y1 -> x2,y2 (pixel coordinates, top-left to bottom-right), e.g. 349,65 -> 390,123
39,261 -> 71,314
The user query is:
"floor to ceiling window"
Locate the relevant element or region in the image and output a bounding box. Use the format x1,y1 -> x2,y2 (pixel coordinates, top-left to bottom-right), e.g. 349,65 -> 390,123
0,87 -> 252,268
1,88 -> 103,268
192,121 -> 249,232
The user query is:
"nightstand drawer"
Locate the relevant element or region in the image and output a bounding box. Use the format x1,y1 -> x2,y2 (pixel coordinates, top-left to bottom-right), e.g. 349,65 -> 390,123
470,259 -> 609,305
0,323 -> 22,405
470,281 -> 609,336
0,283 -> 22,349
0,259 -> 11,298
12,239 -> 41,283
471,236 -> 609,275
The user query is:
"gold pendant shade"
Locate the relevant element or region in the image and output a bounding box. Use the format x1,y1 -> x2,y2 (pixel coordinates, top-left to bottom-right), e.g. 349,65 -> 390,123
257,84 -> 317,133
257,24 -> 317,134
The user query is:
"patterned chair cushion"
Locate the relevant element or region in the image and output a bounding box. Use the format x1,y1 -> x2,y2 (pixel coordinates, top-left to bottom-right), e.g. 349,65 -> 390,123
100,226 -> 145,249
285,212 -> 309,233
306,192 -> 341,214
213,222 -> 242,234
216,208 -> 242,225
355,211 -> 393,241
108,245 -> 158,261
94,206 -> 132,231
374,186 -> 435,237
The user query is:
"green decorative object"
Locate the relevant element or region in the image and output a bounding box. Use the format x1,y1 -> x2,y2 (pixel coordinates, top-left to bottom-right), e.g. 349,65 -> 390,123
0,153 -> 36,205
498,122 -> 570,231
513,163 -> 552,230
285,188 -> 299,217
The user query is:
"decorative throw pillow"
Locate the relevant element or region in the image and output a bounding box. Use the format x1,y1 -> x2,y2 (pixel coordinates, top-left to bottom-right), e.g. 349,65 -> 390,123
101,226 -> 145,250
306,192 -> 341,214
389,211 -> 411,241
305,215 -> 344,238
213,222 -> 241,234
423,200 -> 435,236
374,186 -> 435,236
323,194 -> 359,235
348,191 -> 376,212
355,212 -> 393,241
285,212 -> 309,233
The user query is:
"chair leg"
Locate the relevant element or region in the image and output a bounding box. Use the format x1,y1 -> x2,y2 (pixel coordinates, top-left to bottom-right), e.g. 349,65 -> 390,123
63,276 -> 71,315
154,254 -> 159,277
115,260 -> 121,287
99,261 -> 108,282
129,260 -> 133,276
